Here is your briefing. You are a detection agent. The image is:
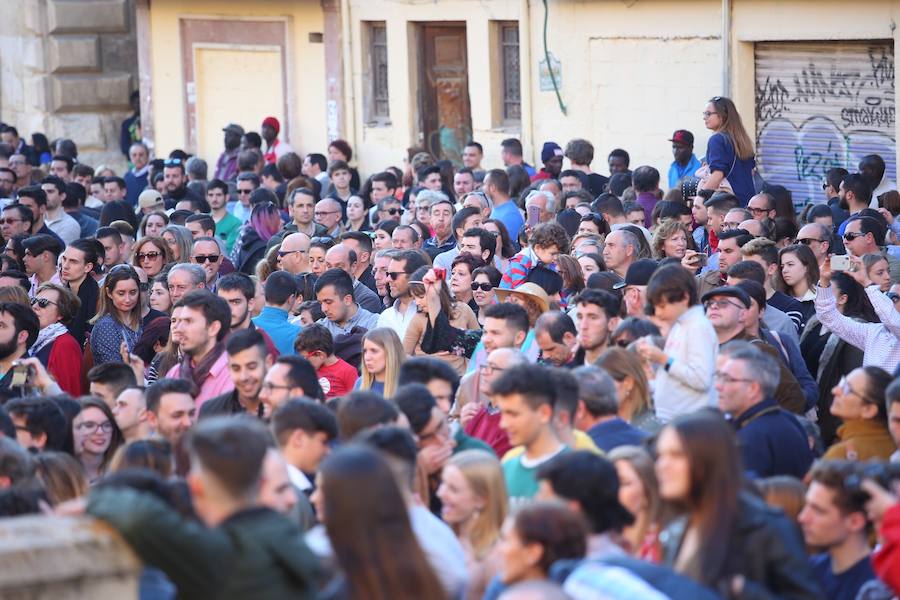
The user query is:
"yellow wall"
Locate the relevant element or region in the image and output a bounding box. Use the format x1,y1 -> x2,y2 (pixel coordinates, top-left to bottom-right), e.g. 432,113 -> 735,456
148,0 -> 326,163
343,0 -> 900,184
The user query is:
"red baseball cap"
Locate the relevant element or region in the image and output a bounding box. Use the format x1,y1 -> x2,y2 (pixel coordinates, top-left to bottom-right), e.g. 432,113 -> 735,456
669,130 -> 694,146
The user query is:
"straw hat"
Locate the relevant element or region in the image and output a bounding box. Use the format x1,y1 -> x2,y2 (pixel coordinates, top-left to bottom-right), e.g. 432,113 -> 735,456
495,282 -> 550,313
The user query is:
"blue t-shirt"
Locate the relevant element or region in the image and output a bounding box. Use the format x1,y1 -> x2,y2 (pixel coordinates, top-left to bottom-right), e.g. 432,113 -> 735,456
706,132 -> 756,206
668,155 -> 702,189
808,553 -> 875,600
491,200 -> 524,242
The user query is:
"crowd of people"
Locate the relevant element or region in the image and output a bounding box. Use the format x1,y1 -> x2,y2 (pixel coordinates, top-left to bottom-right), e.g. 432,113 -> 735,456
1,95 -> 900,599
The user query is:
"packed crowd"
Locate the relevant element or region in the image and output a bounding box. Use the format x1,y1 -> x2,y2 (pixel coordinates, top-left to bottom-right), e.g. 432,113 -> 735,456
1,95 -> 900,599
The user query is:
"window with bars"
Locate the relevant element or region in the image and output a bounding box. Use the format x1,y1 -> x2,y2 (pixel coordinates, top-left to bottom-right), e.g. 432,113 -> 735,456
500,23 -> 521,123
368,22 -> 389,122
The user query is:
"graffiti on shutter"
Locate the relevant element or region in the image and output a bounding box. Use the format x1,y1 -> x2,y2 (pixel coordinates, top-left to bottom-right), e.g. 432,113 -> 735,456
755,41 -> 895,209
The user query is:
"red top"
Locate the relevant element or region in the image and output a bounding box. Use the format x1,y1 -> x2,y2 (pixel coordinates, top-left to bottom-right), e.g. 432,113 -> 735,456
463,406 -> 511,458
48,333 -> 83,397
317,358 -> 359,398
874,503 -> 900,595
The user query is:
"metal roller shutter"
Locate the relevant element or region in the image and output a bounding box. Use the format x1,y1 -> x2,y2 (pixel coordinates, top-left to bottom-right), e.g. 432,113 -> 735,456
754,41 -> 895,209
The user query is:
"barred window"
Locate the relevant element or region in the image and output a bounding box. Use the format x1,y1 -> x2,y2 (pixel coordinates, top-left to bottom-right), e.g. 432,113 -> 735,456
370,23 -> 389,120
500,24 -> 520,123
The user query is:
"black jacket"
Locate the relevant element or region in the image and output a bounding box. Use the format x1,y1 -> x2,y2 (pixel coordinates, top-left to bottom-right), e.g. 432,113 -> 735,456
199,389 -> 264,420
235,227 -> 267,275
660,492 -> 821,600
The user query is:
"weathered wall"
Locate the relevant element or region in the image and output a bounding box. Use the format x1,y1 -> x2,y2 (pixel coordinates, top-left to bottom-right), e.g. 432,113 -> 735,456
146,0 -> 327,163
0,515 -> 140,599
0,0 -> 138,172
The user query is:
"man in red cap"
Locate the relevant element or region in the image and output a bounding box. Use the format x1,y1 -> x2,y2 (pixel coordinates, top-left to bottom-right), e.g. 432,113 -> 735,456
261,116 -> 293,165
667,129 -> 701,189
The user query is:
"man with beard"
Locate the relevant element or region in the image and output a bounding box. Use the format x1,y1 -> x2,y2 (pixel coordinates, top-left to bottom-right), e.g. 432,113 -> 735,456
0,302 -> 40,401
166,290 -> 233,408
199,329 -> 271,418
161,159 -> 202,210
573,289 -> 621,365
216,273 -> 279,357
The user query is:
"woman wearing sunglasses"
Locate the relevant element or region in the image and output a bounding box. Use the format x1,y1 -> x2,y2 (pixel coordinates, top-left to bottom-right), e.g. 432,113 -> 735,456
29,283 -> 83,396
90,265 -> 143,365
823,366 -> 895,461
471,265 -> 501,326
403,265 -> 479,374
130,236 -> 171,278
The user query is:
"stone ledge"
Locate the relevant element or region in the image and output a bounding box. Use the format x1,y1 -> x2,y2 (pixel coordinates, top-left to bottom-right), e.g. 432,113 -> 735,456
47,0 -> 129,34
0,515 -> 140,598
50,72 -> 133,111
49,35 -> 101,73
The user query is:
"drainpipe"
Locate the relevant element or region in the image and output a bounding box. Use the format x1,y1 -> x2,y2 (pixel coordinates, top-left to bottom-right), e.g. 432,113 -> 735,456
340,0 -> 357,151
722,0 -> 731,95
520,0 -> 534,165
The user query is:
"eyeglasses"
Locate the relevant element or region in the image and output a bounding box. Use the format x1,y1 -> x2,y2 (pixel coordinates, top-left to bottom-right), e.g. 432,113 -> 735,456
192,254 -> 220,263
76,420 -> 113,433
0,218 -> 22,225
385,208 -> 404,216
471,282 -> 493,292
843,232 -> 866,241
704,298 -> 745,311
314,210 -> 340,217
136,251 -> 162,261
310,236 -> 335,246
702,111 -> 718,118
30,297 -> 58,309
614,338 -> 633,348
723,222 -> 742,230
837,375 -> 872,403
237,188 -> 253,195
277,249 -> 305,258
479,363 -> 505,374
796,238 -> 825,246
261,382 -> 294,393
387,271 -> 407,280
714,371 -> 754,385
163,158 -> 182,166
748,206 -> 772,215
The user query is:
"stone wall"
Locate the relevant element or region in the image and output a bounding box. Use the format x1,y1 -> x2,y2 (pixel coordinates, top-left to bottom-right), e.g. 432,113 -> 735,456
0,0 -> 139,172
0,515 -> 140,599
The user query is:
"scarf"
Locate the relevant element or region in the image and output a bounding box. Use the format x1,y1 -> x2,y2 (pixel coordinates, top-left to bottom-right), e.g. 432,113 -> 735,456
29,323 -> 68,357
179,340 -> 226,391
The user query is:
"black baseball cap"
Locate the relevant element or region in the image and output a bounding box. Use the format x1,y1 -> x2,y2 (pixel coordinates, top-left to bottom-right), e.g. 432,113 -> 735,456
701,285 -> 751,308
612,259 -> 658,290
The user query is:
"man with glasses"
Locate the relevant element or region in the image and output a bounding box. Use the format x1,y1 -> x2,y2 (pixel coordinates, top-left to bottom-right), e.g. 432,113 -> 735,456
0,167 -> 16,199
842,215 -> 900,283
375,196 -> 403,225
314,197 -> 343,238
796,223 -> 832,268
258,355 -> 324,416
288,188 -> 327,238
278,232 -> 311,276
723,207 -> 752,232
191,237 -> 224,291
231,173 -> 259,223
747,192 -> 776,226
715,342 -> 812,478
378,249 -> 428,339
8,153 -> 36,189
0,203 -> 33,240
703,286 -> 805,414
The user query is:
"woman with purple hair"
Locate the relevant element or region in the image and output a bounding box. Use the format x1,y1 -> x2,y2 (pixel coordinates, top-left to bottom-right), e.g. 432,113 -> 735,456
233,201 -> 283,274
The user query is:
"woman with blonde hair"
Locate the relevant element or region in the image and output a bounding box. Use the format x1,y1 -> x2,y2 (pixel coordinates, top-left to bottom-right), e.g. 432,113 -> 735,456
608,445 -> 662,562
652,219 -> 693,260
438,450 -> 508,600
700,96 -> 756,204
0,286 -> 30,306
356,327 -> 405,397
595,347 -> 661,433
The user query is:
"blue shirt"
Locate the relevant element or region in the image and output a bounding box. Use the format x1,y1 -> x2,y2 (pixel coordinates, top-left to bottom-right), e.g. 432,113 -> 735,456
587,418 -> 648,453
491,200 -> 524,242
668,155 -> 702,189
706,132 -> 756,205
808,553 -> 875,600
251,306 -> 300,356
732,398 -> 813,479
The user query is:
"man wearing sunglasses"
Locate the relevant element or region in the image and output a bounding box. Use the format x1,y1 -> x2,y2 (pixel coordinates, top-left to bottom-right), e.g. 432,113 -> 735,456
378,250 -> 429,339
843,215 -> 900,284
232,173 -> 260,224
795,223 -> 832,269
375,196 -> 403,225
191,237 -> 225,291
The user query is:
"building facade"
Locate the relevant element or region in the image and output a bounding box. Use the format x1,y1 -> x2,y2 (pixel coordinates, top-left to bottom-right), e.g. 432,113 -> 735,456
135,0 -> 898,207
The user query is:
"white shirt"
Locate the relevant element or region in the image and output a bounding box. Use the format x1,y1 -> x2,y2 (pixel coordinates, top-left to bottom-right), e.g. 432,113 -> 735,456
871,175 -> 897,207
46,211 -> 81,244
408,505 -> 468,599
286,463 -> 311,492
376,298 -> 419,340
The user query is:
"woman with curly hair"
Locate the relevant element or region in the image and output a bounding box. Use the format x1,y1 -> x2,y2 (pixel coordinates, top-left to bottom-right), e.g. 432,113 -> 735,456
652,219 -> 693,260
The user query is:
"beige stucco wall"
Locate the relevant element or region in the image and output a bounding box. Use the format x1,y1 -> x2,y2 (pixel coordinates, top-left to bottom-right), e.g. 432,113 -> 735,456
343,0 -> 900,184
147,0 -> 326,163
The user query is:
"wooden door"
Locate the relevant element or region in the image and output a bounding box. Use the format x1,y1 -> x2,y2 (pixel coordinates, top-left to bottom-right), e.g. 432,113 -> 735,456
420,25 -> 472,165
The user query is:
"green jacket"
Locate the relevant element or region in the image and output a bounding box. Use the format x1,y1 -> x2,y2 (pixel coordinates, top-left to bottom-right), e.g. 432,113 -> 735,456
87,487 -> 319,600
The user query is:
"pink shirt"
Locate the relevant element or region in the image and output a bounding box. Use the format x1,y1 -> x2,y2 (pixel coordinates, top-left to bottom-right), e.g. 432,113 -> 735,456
166,352 -> 234,409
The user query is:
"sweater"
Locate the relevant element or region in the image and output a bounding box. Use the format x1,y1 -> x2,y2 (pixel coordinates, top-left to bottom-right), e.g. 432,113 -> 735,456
824,419 -> 896,461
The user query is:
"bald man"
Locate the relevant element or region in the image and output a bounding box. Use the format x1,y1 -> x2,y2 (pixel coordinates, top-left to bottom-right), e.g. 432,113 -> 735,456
314,197 -> 343,237
279,232 -> 311,275
324,243 -> 383,314
739,219 -> 763,237
795,223 -> 831,268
